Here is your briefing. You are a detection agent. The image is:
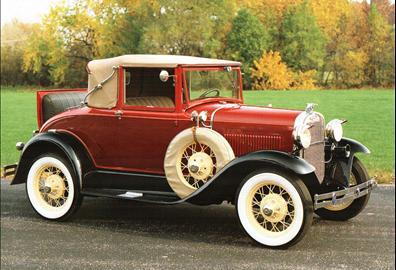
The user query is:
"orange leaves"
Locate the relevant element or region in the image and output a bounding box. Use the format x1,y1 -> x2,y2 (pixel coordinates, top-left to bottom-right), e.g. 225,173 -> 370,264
251,51 -> 317,90
251,51 -> 293,90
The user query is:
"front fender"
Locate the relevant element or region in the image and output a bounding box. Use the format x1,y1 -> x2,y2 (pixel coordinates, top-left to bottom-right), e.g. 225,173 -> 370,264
325,137 -> 370,187
184,150 -> 316,205
11,132 -> 90,188
339,137 -> 370,155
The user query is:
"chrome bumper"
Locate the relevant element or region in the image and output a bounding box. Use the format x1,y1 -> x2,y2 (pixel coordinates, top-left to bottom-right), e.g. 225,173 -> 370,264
1,164 -> 17,179
314,179 -> 377,210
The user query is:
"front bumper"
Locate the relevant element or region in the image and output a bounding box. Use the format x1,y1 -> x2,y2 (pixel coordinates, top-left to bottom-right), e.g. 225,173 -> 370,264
1,164 -> 17,179
314,179 -> 377,210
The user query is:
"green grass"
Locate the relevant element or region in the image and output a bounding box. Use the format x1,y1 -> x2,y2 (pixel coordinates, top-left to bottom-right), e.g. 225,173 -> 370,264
244,89 -> 395,183
1,86 -> 394,183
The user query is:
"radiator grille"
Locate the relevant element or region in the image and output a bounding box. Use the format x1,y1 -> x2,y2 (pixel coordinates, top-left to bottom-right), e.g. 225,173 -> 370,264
303,113 -> 325,183
224,134 -> 282,157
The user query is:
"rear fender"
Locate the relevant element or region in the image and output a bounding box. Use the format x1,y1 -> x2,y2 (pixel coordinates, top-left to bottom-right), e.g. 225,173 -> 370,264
11,132 -> 92,188
184,150 -> 316,205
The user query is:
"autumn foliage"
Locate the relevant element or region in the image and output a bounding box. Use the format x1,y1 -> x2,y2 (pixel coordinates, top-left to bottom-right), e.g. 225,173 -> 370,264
1,0 -> 395,89
251,51 -> 317,90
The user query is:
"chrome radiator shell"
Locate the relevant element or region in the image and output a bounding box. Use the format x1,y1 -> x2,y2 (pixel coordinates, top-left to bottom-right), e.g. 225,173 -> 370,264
302,113 -> 325,183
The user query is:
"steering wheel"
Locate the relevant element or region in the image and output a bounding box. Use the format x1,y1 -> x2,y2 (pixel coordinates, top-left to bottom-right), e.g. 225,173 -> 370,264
198,88 -> 220,98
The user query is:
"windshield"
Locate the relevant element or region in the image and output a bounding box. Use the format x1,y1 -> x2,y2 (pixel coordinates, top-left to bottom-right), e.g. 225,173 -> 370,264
184,68 -> 240,102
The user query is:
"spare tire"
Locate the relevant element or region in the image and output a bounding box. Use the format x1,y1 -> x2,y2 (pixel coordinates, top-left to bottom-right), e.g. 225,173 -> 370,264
42,92 -> 86,123
164,127 -> 235,198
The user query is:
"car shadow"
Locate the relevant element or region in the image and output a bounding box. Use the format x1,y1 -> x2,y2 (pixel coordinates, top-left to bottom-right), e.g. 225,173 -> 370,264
1,183 -> 358,250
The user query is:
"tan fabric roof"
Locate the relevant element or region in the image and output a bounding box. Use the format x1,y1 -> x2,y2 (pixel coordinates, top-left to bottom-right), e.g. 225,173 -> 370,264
86,55 -> 241,109
87,54 -> 241,69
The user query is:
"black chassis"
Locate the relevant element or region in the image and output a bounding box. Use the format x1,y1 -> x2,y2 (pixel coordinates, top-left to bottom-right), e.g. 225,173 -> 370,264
8,131 -> 370,205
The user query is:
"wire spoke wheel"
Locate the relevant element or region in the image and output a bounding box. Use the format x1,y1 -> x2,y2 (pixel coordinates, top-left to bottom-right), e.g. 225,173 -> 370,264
36,166 -> 70,208
27,155 -> 79,220
236,171 -> 312,247
249,183 -> 295,234
179,142 -> 217,189
165,127 -> 235,198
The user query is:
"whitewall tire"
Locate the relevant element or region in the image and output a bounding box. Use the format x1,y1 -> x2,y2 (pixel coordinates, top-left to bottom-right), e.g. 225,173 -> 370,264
26,155 -> 82,220
236,170 -> 313,248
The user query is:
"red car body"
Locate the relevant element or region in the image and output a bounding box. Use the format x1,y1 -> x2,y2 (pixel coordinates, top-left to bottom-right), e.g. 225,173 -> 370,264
4,55 -> 376,248
38,66 -> 300,175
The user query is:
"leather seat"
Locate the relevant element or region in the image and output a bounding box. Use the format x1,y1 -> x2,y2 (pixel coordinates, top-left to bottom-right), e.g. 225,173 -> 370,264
126,96 -> 174,108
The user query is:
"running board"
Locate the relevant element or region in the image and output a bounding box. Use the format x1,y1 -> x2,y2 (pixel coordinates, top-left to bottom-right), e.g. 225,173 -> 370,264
81,188 -> 180,204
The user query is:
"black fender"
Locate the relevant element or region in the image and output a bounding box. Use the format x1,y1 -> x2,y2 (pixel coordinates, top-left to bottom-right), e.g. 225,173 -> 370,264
339,137 -> 370,154
183,150 -> 316,205
11,132 -> 92,188
325,137 -> 370,187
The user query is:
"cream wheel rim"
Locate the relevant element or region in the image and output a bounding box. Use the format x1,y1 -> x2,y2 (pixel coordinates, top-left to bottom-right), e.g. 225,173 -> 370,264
177,142 -> 217,189
324,173 -> 357,211
34,165 -> 69,208
248,183 -> 295,233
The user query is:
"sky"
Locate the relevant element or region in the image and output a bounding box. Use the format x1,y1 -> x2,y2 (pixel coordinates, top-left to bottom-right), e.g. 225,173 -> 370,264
1,0 -> 62,26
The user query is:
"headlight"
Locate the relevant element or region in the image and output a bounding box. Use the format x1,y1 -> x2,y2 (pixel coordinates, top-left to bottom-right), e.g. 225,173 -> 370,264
293,124 -> 311,149
326,119 -> 344,142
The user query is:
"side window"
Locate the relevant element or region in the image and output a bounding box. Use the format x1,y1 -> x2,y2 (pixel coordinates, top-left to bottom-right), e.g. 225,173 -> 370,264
124,67 -> 175,108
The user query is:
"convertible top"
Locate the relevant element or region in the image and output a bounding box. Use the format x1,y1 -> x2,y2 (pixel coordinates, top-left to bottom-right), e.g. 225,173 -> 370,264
86,55 -> 241,109
88,54 -> 241,69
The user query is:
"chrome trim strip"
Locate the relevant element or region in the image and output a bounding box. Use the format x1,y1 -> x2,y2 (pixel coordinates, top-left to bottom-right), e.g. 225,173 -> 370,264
209,104 -> 240,129
118,191 -> 143,199
313,179 -> 377,210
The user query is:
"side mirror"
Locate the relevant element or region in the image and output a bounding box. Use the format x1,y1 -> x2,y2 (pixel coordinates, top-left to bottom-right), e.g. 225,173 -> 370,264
159,70 -> 170,82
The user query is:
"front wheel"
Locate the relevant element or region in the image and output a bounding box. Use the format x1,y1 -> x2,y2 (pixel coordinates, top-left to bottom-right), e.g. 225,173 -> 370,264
315,157 -> 370,221
236,169 -> 313,248
26,154 -> 82,221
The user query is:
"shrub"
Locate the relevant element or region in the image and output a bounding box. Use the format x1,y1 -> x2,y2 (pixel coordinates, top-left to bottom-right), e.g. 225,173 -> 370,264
251,51 -> 318,90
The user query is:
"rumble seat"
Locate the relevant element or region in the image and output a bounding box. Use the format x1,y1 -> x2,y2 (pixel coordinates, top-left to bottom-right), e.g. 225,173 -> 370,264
126,96 -> 174,108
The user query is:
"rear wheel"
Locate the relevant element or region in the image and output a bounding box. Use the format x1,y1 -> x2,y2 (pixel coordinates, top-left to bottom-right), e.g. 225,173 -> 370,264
236,169 -> 313,248
315,157 -> 370,221
26,154 -> 82,221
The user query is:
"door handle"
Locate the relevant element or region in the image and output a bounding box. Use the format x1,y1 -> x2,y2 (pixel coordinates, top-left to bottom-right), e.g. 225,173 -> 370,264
115,110 -> 123,120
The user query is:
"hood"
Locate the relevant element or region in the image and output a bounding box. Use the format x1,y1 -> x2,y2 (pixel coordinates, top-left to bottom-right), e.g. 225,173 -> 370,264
186,102 -> 303,155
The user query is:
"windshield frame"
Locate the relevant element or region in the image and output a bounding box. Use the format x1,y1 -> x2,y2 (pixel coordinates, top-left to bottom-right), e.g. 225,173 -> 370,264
182,66 -> 243,107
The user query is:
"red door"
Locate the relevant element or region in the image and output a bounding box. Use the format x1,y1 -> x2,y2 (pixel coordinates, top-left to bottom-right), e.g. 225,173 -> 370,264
114,110 -> 179,174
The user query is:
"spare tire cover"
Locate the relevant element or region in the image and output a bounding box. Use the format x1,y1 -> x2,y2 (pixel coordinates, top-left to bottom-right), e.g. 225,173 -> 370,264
164,127 -> 235,198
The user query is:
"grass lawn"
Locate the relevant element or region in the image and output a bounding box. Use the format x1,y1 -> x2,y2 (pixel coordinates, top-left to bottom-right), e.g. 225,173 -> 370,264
1,86 -> 394,183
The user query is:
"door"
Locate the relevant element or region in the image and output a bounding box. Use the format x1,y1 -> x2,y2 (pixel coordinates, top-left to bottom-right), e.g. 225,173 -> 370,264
114,67 -> 181,174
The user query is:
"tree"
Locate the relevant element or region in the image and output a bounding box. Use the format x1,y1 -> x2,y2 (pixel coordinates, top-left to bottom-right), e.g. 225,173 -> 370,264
366,4 -> 395,86
1,20 -> 43,85
309,0 -> 351,41
226,9 -> 270,88
23,0 -> 129,86
138,0 -> 237,58
279,1 -> 326,72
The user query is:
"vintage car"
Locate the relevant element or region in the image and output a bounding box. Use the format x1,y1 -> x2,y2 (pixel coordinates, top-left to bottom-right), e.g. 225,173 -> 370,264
3,55 -> 377,248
